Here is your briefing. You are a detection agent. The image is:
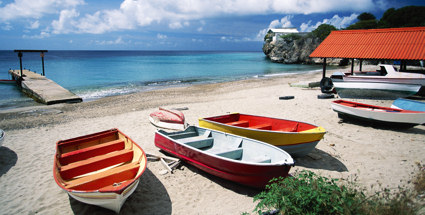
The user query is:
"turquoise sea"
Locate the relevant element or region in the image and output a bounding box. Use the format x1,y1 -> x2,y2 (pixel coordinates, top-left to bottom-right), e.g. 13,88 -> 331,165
0,51 -> 322,110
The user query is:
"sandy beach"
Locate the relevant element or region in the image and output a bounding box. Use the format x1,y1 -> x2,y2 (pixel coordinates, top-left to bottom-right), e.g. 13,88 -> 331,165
0,66 -> 424,214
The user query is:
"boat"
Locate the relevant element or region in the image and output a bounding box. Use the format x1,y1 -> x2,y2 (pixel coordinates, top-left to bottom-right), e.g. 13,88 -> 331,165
331,99 -> 425,127
0,129 -> 4,147
342,64 -> 425,86
53,128 -> 147,213
198,113 -> 326,157
149,107 -> 186,130
391,98 -> 425,112
332,81 -> 421,99
154,126 -> 294,188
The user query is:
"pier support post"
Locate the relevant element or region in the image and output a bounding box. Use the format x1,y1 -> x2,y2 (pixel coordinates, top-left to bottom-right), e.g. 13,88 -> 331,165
18,51 -> 23,79
41,52 -> 45,76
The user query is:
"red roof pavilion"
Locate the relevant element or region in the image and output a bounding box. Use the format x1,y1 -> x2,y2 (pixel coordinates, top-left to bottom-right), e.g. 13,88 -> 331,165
309,27 -> 425,78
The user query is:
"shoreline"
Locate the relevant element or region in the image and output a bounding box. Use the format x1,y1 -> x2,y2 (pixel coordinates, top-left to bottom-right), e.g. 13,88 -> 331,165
0,66 -> 424,214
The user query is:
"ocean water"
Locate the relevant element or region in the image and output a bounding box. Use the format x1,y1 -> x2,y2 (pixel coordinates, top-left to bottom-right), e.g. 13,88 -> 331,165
0,51 -> 322,110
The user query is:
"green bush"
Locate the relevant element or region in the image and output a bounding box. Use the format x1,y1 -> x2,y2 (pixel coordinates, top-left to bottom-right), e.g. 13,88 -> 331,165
253,170 -> 365,215
251,170 -> 422,215
280,33 -> 302,43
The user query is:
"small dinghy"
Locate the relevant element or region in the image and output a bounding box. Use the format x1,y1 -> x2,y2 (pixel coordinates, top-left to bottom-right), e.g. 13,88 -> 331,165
155,126 -> 294,188
199,113 -> 326,157
331,99 -> 425,127
53,128 -> 147,213
149,107 -> 186,130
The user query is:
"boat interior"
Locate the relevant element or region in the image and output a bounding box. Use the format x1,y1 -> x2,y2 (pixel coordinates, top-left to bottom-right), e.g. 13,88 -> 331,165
55,129 -> 146,191
204,114 -> 317,132
160,127 -> 290,164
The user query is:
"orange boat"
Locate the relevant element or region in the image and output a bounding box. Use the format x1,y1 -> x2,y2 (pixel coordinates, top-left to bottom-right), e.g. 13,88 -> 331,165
53,128 -> 147,213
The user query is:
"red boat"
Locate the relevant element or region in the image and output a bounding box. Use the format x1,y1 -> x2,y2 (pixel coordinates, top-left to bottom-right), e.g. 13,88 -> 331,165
155,126 -> 294,188
149,107 -> 186,130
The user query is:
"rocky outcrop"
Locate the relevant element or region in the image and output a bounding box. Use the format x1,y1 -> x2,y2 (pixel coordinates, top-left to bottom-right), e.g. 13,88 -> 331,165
262,36 -> 346,65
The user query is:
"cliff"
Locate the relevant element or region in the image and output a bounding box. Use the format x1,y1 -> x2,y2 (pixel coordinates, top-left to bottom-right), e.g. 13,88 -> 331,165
262,35 -> 345,65
262,36 -> 321,64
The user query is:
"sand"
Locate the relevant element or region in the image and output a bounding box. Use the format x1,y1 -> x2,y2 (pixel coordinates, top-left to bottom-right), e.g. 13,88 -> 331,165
0,66 -> 424,214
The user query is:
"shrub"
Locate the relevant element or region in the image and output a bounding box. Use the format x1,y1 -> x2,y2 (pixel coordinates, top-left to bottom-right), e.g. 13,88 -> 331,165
253,170 -> 365,215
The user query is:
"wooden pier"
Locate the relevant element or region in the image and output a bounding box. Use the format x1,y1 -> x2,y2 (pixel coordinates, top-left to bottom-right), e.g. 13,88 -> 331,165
9,69 -> 82,105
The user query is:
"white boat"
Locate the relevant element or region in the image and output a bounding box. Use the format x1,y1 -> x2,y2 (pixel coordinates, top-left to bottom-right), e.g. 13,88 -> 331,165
331,99 -> 425,127
0,129 -> 4,147
333,81 -> 421,99
343,64 -> 425,86
149,107 -> 186,130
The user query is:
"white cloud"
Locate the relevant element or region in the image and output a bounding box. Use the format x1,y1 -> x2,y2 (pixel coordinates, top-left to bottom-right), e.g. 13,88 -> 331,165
22,31 -> 50,39
27,20 -> 40,29
0,0 -> 84,22
300,13 -> 358,32
255,15 -> 294,42
157,33 -> 167,39
43,0 -> 377,34
96,36 -> 126,45
0,0 -> 378,36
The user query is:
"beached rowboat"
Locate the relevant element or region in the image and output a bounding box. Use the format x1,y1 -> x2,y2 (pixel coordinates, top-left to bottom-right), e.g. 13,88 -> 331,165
149,107 -> 186,130
198,113 -> 326,157
155,126 -> 294,188
331,100 -> 425,127
342,64 -> 425,86
332,81 -> 421,99
53,128 -> 147,213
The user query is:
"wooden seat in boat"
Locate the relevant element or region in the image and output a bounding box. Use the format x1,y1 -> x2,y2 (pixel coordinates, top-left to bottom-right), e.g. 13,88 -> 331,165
226,120 -> 249,127
60,149 -> 133,180
65,162 -> 140,190
59,139 -> 125,165
249,124 -> 272,130
181,137 -> 214,149
215,148 -> 243,160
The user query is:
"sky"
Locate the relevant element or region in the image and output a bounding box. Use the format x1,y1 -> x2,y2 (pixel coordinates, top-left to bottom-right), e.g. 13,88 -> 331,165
0,0 -> 424,51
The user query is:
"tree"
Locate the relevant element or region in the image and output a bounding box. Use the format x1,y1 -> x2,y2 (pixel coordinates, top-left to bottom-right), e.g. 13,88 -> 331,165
358,12 -> 376,21
310,24 -> 337,41
346,12 -> 378,30
378,6 -> 425,28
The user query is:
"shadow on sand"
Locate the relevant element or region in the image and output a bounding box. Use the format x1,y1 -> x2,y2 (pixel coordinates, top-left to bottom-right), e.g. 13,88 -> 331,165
69,168 -> 172,214
294,148 -> 348,172
337,116 -> 425,135
0,146 -> 18,177
184,164 -> 261,195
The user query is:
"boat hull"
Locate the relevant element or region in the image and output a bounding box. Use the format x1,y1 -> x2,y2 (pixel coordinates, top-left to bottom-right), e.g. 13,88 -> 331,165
155,126 -> 294,188
198,113 -> 326,157
333,81 -> 421,99
331,100 -> 425,127
68,179 -> 140,213
53,128 -> 147,213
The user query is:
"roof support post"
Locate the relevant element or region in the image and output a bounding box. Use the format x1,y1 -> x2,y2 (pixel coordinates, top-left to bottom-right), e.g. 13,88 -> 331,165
359,59 -> 363,72
322,58 -> 327,79
351,59 -> 354,75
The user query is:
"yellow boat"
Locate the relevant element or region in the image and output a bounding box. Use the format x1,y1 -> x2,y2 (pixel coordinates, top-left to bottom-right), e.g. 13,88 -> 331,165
199,113 -> 326,157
